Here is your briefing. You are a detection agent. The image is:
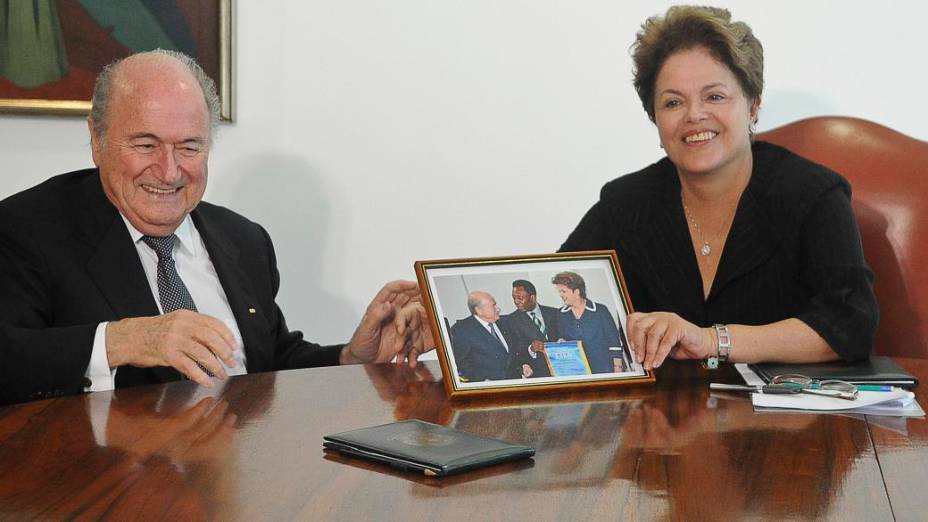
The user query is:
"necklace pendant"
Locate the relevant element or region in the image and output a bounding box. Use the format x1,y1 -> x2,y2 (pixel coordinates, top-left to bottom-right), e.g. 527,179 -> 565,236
700,242 -> 711,256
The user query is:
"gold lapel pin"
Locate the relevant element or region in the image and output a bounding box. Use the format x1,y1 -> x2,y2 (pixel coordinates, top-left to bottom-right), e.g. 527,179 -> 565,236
248,308 -> 256,314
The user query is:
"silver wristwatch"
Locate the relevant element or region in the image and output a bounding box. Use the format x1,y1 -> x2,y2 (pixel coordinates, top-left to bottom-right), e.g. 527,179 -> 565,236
705,324 -> 731,369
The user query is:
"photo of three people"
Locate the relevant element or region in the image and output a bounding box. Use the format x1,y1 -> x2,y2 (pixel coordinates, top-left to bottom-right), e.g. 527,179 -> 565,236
432,267 -> 638,384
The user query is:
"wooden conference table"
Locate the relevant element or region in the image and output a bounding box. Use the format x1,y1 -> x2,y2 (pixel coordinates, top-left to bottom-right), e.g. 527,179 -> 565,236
1,359 -> 926,521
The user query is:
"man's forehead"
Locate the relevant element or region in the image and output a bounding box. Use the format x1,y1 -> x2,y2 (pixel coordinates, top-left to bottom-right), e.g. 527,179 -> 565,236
111,57 -> 207,112
116,53 -> 191,82
112,78 -> 204,110
107,70 -> 209,138
110,101 -> 209,139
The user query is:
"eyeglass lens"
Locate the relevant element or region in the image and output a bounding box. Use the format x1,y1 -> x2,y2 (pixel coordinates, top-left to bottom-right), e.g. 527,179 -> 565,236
771,374 -> 856,393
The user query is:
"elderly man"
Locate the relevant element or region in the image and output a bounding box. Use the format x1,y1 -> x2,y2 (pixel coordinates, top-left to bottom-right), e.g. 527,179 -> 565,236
0,50 -> 430,406
449,291 -> 528,381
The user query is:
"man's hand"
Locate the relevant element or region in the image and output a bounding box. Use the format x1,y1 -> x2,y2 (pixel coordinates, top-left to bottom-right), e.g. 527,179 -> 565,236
522,364 -> 533,378
341,280 -> 435,367
106,310 -> 238,387
530,340 -> 546,354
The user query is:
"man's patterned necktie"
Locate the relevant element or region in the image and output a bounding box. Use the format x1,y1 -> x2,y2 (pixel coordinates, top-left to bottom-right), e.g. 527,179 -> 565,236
141,234 -> 212,378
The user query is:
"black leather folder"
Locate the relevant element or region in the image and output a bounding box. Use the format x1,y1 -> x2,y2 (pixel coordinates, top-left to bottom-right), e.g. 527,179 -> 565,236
750,356 -> 918,388
323,419 -> 535,477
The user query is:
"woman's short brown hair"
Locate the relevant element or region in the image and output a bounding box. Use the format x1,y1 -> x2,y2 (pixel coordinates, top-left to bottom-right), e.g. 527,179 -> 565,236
631,5 -> 763,122
551,271 -> 587,300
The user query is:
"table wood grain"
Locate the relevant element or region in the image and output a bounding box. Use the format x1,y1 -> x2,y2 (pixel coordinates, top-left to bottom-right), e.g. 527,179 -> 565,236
867,358 -> 928,522
1,358 -> 922,521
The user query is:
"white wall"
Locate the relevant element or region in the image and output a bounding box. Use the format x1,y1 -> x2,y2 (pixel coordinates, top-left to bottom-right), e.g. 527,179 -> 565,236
2,1 -> 925,345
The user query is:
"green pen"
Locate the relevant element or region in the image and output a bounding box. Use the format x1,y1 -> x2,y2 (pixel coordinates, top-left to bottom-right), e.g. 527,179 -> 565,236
856,384 -> 894,392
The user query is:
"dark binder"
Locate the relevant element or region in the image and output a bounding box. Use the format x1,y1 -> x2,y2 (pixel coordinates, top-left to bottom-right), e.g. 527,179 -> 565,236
750,356 -> 918,388
323,419 -> 535,477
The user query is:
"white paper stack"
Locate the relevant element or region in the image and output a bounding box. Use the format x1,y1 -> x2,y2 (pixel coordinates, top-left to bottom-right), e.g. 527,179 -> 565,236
734,363 -> 925,417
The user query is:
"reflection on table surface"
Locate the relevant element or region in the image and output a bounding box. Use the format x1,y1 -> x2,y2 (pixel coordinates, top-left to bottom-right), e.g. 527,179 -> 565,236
1,359 -> 926,520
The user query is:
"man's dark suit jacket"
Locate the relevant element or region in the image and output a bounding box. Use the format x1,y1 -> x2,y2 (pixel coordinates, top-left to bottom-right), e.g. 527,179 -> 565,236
449,315 -> 523,381
505,305 -> 561,378
0,169 -> 342,405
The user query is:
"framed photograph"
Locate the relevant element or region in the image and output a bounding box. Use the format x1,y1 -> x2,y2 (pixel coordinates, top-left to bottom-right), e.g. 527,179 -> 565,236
0,0 -> 232,120
415,250 -> 655,399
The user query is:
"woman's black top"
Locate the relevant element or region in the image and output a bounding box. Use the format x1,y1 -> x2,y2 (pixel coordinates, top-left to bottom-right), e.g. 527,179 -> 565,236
560,141 -> 878,361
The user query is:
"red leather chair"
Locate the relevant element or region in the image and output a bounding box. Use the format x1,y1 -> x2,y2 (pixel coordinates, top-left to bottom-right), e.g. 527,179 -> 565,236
759,117 -> 928,358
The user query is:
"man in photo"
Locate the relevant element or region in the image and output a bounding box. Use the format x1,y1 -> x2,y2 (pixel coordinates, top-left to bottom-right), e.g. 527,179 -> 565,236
506,279 -> 561,378
450,291 -> 528,381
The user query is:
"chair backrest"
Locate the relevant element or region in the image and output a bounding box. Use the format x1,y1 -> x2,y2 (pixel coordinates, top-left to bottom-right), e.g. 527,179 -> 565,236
759,117 -> 928,358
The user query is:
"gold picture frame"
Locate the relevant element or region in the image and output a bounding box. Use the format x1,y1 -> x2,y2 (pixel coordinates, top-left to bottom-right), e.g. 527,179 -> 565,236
415,250 -> 655,399
0,0 -> 233,120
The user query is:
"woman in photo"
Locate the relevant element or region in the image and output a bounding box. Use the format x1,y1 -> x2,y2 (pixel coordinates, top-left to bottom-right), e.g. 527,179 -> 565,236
552,271 -> 629,374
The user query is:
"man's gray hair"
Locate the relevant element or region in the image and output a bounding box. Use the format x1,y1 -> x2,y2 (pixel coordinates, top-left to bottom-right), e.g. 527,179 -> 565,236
467,294 -> 482,315
89,49 -> 221,141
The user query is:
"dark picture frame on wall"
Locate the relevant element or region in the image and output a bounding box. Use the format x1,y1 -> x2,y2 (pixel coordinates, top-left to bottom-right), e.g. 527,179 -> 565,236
415,250 -> 655,399
0,0 -> 232,120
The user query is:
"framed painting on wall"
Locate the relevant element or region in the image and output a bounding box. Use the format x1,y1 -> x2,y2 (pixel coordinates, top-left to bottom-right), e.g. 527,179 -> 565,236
0,0 -> 232,120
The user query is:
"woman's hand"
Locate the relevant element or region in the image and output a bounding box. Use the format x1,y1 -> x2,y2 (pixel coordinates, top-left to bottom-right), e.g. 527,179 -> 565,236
626,311 -> 715,369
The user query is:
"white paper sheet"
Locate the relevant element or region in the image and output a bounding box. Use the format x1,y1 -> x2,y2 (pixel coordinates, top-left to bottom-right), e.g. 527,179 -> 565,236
753,388 -> 915,411
735,363 -> 924,417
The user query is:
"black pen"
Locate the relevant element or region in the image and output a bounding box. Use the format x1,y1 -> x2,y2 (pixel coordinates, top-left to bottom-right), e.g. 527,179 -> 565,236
710,382 -> 857,400
710,383 -> 799,394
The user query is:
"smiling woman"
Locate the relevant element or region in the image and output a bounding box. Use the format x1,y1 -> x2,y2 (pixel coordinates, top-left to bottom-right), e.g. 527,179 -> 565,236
560,5 -> 878,372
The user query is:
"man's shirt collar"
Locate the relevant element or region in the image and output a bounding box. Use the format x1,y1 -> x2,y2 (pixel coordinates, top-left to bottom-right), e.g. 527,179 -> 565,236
474,315 -> 495,329
120,214 -> 198,257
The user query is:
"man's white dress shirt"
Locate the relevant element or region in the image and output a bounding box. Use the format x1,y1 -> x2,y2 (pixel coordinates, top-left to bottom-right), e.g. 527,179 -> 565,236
526,305 -> 548,337
84,215 -> 247,391
474,315 -> 510,352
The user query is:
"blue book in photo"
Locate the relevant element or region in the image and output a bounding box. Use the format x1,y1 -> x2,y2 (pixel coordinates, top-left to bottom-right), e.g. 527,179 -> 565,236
544,341 -> 592,376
